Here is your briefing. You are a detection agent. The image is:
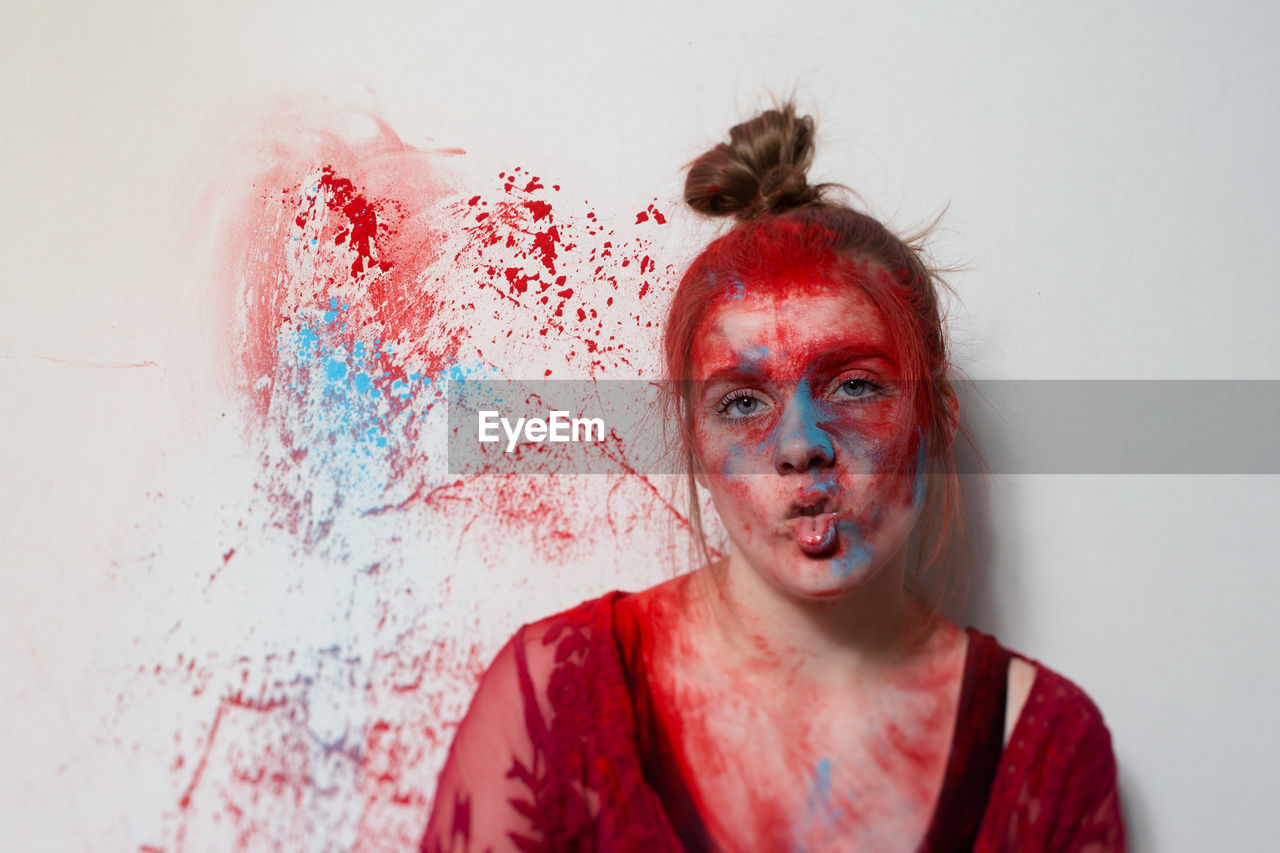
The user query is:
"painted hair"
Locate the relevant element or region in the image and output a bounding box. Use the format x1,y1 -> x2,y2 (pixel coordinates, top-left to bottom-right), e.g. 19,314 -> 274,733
663,101 -> 965,612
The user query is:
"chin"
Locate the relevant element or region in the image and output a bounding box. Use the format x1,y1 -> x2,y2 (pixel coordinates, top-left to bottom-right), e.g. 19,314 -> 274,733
771,542 -> 882,601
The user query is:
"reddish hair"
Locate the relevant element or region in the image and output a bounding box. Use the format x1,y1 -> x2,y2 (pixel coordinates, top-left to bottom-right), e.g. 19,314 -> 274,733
662,103 -> 965,613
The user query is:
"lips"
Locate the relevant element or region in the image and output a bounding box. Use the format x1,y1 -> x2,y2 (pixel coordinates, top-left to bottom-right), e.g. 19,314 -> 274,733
787,486 -> 833,518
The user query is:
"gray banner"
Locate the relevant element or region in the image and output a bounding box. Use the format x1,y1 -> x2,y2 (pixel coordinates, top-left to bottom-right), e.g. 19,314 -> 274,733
446,380 -> 1280,475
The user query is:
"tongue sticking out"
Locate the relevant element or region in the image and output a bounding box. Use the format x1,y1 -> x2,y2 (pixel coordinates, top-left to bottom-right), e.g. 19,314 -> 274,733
794,513 -> 838,555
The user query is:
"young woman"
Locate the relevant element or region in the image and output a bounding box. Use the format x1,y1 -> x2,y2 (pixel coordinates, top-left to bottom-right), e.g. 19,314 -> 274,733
422,103 -> 1125,852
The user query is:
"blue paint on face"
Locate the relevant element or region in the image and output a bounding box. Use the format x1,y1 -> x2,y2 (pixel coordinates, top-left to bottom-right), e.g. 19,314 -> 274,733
771,379 -> 835,472
814,757 -> 832,801
721,439 -> 764,477
912,427 -> 927,509
829,518 -> 872,578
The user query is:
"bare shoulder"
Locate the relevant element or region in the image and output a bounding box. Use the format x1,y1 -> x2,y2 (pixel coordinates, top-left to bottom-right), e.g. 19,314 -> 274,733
624,570 -> 698,611
521,585 -> 641,636
519,588 -> 630,665
1000,647 -> 1116,758
615,571 -> 703,638
1005,657 -> 1037,746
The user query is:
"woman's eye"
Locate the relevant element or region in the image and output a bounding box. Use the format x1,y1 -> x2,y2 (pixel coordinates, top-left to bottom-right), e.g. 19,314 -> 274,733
835,377 -> 882,401
715,391 -> 766,419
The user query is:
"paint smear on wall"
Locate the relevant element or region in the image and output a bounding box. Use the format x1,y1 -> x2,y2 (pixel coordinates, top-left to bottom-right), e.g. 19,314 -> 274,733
211,112 -> 679,562
113,104 -> 707,851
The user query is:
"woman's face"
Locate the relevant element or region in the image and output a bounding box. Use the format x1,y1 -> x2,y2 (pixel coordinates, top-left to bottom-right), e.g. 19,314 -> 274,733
690,275 -> 927,600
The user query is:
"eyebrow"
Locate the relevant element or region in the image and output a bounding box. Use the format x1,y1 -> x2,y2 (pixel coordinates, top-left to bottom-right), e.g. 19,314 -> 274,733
700,343 -> 896,387
807,344 -> 897,376
701,360 -> 767,387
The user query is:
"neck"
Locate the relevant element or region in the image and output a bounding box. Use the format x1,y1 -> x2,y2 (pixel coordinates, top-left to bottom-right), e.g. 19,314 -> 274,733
694,547 -> 935,688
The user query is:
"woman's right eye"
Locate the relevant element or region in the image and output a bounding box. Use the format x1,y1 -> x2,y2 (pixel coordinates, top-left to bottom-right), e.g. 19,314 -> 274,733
715,390 -> 767,419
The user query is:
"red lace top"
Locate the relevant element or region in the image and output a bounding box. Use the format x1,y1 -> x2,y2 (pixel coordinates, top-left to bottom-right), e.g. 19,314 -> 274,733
422,591 -> 1125,852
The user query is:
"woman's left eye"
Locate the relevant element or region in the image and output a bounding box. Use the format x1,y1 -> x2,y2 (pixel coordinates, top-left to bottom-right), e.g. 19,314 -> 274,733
835,377 -> 880,400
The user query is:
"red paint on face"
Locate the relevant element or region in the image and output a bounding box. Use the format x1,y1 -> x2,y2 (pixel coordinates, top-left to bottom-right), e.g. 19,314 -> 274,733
689,274 -> 925,600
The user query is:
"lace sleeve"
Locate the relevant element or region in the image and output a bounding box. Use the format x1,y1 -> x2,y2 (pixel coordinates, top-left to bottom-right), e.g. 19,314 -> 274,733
977,666 -> 1127,852
1046,708 -> 1126,853
421,632 -> 543,853
422,594 -> 679,852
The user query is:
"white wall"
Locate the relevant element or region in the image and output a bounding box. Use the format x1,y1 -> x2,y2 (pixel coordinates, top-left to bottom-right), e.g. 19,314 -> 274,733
3,1 -> 1277,850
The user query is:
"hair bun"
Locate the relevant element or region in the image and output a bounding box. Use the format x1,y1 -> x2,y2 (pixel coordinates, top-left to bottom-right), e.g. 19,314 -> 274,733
685,102 -> 824,221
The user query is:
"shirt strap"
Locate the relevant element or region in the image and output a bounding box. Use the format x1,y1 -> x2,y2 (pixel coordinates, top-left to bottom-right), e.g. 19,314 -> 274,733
919,626 -> 1011,851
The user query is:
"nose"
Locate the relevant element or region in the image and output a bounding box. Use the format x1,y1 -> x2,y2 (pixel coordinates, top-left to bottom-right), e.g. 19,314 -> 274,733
772,381 -> 835,474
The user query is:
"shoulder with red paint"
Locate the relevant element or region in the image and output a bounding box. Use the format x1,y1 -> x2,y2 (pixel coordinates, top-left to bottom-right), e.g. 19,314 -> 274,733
504,588 -> 1132,851
977,632 -> 1128,852
421,620 -> 543,852
422,588 -> 670,853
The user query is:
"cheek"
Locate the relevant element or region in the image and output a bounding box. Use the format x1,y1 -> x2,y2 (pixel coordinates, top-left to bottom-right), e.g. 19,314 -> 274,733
693,417 -> 772,478
835,425 -> 926,515
824,408 -> 919,483
692,431 -> 771,530
886,448 -> 930,525
825,403 -> 910,453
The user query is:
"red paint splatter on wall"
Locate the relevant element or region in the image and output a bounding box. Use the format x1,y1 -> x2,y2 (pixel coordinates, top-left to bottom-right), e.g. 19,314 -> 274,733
122,109 -> 706,851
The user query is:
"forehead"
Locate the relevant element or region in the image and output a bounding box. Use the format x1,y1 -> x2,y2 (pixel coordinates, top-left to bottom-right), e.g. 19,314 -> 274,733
691,282 -> 894,378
